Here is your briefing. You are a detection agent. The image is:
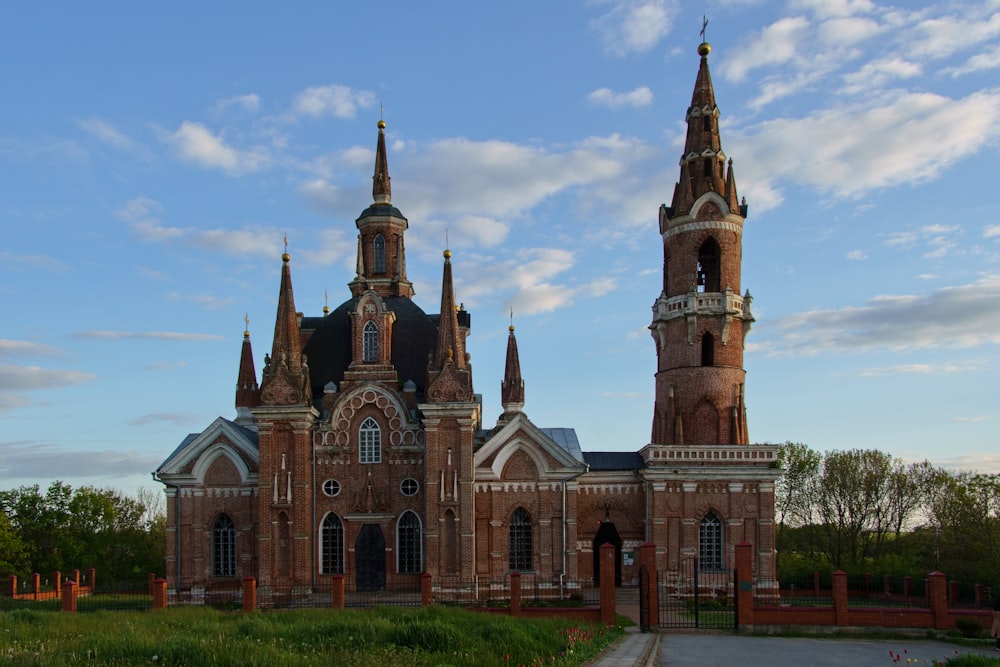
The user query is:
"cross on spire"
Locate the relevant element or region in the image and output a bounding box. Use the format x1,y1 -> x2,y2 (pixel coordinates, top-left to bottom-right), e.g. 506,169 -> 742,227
700,15 -> 709,41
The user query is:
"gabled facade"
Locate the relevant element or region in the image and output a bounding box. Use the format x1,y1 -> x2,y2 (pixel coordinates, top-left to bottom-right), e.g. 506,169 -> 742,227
155,42 -> 779,594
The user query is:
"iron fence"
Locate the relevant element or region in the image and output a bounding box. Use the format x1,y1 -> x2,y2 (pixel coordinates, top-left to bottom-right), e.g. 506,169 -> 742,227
432,576 -> 597,607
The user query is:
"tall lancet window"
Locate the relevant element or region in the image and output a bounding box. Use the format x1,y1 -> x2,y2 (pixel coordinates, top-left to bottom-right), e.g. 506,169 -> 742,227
320,513 -> 344,575
212,514 -> 236,577
374,234 -> 386,273
397,510 -> 422,574
509,507 -> 533,572
699,511 -> 723,571
359,417 -> 381,464
363,321 -> 379,362
697,237 -> 721,292
701,332 -> 715,367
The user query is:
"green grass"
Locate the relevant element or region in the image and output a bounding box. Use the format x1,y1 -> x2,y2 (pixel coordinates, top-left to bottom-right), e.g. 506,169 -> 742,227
0,605 -> 623,666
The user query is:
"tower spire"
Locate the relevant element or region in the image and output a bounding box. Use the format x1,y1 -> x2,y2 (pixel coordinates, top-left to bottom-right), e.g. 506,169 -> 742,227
500,318 -> 525,420
425,247 -> 473,402
260,247 -> 311,405
235,313 -> 259,426
373,119 -> 391,205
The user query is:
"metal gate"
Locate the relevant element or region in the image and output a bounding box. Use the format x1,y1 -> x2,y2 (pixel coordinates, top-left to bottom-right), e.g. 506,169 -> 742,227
657,558 -> 735,629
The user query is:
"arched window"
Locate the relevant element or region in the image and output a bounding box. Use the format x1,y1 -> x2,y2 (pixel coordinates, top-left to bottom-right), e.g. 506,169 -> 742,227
363,321 -> 379,362
359,417 -> 381,464
699,512 -> 723,571
697,237 -> 721,292
374,234 -> 386,273
701,332 -> 715,367
212,514 -> 236,577
509,507 -> 533,572
397,510 -> 422,574
320,513 -> 344,575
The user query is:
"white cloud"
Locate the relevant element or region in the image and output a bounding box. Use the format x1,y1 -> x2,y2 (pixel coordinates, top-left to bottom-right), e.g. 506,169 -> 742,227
721,16 -> 811,82
816,17 -> 881,45
0,340 -> 59,359
0,251 -> 70,272
857,360 -> 986,377
587,86 -> 654,109
885,224 -> 963,257
590,0 -> 675,57
0,439 -> 165,480
985,224 -> 1000,238
164,292 -> 235,311
292,84 -> 375,119
906,11 -> 1000,61
0,365 -> 95,391
760,275 -> 1000,355
78,117 -> 134,149
789,0 -> 874,19
839,58 -> 922,95
169,121 -> 270,174
129,412 -> 201,426
213,93 -> 261,115
845,249 -> 868,260
949,43 -> 1000,76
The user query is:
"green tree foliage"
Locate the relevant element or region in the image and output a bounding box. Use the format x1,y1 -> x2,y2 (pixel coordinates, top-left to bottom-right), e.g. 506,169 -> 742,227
0,481 -> 165,586
923,471 -> 1000,585
0,511 -> 28,574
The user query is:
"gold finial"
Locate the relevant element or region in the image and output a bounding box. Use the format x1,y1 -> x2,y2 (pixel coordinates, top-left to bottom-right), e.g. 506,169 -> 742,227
282,234 -> 290,262
244,312 -> 250,338
443,228 -> 451,258
378,103 -> 386,130
323,289 -> 330,315
698,15 -> 711,56
509,307 -> 515,332
443,249 -> 452,259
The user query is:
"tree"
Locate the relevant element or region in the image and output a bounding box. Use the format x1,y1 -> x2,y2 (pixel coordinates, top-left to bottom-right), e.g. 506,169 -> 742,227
0,510 -> 28,575
775,442 -> 821,530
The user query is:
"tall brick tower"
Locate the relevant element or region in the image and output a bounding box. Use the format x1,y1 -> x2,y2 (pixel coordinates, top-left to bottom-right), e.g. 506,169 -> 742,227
650,40 -> 754,447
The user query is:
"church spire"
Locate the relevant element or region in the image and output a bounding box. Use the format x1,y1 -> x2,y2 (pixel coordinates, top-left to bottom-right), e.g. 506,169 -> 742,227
500,322 -> 524,419
425,248 -> 473,402
260,246 -> 311,406
373,119 -> 391,204
235,314 -> 259,427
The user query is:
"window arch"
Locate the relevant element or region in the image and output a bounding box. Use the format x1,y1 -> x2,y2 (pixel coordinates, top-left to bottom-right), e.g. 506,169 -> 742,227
397,510 -> 422,574
320,513 -> 344,575
509,507 -> 533,572
374,234 -> 386,273
701,332 -> 715,367
697,237 -> 721,292
212,514 -> 236,577
699,511 -> 723,571
363,321 -> 379,362
359,417 -> 381,464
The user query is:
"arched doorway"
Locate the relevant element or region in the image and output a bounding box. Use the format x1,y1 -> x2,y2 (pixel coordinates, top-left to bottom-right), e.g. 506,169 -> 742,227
591,506 -> 622,586
355,524 -> 386,592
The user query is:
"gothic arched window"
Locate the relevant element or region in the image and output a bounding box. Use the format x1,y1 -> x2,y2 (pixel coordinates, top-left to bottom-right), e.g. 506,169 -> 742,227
359,416 -> 381,464
320,513 -> 344,575
699,511 -> 723,571
701,332 -> 715,367
363,321 -> 379,362
697,237 -> 721,292
212,514 -> 236,577
509,507 -> 533,572
374,234 -> 387,273
397,510 -> 422,574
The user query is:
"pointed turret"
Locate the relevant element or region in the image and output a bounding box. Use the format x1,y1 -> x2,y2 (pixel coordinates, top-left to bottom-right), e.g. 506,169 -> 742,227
235,315 -> 259,427
426,248 -> 473,402
373,119 -> 391,204
500,324 -> 525,420
259,249 -> 311,405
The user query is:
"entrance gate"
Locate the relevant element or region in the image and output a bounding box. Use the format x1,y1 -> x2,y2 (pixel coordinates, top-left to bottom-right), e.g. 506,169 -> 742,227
656,558 -> 735,629
355,524 -> 386,592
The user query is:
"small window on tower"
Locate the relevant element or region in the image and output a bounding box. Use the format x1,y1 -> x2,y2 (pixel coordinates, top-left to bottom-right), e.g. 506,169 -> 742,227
703,158 -> 712,177
374,234 -> 387,274
703,115 -> 711,132
701,332 -> 715,367
363,321 -> 379,362
697,237 -> 721,292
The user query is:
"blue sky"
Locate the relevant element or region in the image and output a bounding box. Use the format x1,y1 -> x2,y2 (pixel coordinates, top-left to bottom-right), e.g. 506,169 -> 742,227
2,0 -> 999,496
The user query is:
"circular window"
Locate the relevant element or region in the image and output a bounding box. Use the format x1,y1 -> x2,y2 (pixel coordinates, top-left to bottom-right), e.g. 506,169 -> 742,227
322,479 -> 341,497
400,478 -> 419,496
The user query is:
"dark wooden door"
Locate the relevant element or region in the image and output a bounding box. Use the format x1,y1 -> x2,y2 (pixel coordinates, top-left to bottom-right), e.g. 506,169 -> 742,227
355,524 -> 386,592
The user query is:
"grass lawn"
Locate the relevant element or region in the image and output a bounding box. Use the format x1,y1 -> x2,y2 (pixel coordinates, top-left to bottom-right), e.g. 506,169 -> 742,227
0,605 -> 625,666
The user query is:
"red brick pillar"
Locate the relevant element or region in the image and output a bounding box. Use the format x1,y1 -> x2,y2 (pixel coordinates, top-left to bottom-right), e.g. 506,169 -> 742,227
241,577 -> 256,612
510,571 -> 522,617
331,575 -> 345,610
928,572 -> 948,629
638,542 -> 658,631
975,583 -> 984,608
948,580 -> 958,606
421,573 -> 432,607
152,579 -> 168,610
832,570 -> 848,626
71,569 -> 81,586
735,542 -> 755,632
813,571 -> 821,597
32,573 -> 40,601
599,543 -> 615,627
8,575 -> 16,598
61,581 -> 77,612
53,572 -> 62,599
87,568 -> 96,593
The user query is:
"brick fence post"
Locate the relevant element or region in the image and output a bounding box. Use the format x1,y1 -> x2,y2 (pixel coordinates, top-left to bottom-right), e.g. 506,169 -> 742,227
600,543 -> 616,627
735,542 -> 755,632
61,581 -> 77,612
241,577 -> 256,612
72,569 -> 80,586
638,542 -> 658,631
928,572 -> 948,629
53,571 -> 61,599
421,573 -> 432,606
32,573 -> 40,601
832,570 -> 848,626
510,571 -> 522,617
7,575 -> 15,597
331,575 -> 344,609
152,579 -> 168,610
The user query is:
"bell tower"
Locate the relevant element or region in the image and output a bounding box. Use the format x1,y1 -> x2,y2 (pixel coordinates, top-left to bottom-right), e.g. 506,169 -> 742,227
650,40 -> 755,446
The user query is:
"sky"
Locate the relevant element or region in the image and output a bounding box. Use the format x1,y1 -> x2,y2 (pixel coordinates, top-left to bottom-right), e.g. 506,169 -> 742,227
1,0 -> 999,497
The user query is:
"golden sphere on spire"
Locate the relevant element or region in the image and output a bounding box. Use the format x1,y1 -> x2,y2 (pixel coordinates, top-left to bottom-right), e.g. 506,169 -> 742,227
378,119 -> 386,129
698,42 -> 711,56
282,252 -> 290,263
509,324 -> 515,332
443,249 -> 452,259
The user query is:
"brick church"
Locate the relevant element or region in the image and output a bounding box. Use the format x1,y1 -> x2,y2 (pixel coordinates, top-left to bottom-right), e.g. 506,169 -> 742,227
155,42 -> 779,593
